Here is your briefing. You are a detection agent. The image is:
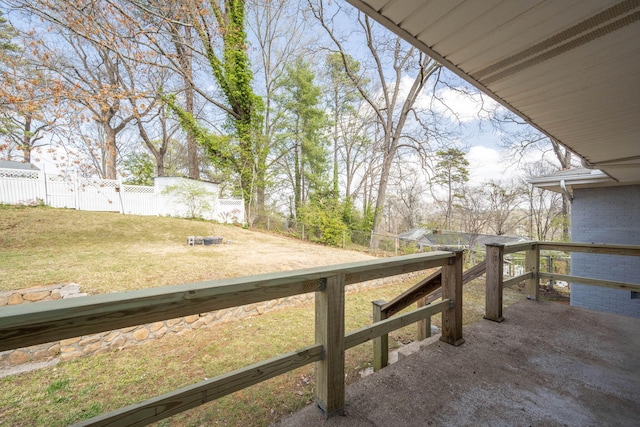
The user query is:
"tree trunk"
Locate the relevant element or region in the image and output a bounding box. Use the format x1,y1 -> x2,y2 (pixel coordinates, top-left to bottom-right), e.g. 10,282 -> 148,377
185,84 -> 199,180
104,126 -> 117,180
22,114 -> 32,163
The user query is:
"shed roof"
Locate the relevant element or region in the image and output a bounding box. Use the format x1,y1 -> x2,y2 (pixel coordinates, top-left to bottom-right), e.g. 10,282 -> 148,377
0,160 -> 40,171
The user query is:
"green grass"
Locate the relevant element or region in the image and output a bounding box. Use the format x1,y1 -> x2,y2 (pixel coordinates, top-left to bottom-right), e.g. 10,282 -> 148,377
0,205 -> 372,294
0,205 -> 525,426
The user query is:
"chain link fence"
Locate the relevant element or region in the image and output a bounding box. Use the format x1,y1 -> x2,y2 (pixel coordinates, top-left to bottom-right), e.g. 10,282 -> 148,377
253,213 -> 423,257
253,215 -> 574,272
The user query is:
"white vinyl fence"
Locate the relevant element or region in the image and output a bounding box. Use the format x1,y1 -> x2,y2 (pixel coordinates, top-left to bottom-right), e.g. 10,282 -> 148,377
0,168 -> 244,223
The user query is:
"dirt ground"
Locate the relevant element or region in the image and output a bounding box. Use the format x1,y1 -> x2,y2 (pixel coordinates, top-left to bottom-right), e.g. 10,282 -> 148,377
163,230 -> 378,278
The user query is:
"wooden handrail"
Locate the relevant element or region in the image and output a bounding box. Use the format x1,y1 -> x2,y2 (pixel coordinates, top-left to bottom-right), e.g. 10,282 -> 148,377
382,270 -> 441,317
0,251 -> 453,353
484,241 -> 640,323
539,272 -> 640,292
381,261 -> 486,317
73,345 -> 324,427
1,251 -> 463,426
537,242 -> 640,256
372,258 -> 482,370
502,241 -> 537,254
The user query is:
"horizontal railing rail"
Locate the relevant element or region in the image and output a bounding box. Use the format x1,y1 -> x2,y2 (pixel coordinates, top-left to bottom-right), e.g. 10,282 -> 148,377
0,252 -> 453,352
1,251 -> 464,426
484,241 -> 640,322
538,272 -> 640,292
371,260 -> 486,371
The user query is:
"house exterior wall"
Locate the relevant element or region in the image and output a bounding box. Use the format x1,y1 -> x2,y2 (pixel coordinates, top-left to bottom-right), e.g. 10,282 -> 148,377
571,185 -> 640,317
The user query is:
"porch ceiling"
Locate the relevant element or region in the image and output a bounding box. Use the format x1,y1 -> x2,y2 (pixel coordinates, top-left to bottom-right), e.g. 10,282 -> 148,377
346,0 -> 640,183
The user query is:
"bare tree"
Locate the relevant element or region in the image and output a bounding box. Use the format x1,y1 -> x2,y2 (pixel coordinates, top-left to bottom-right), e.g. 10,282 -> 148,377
386,161 -> 428,232
248,0 -> 308,217
522,161 -> 564,241
310,0 -> 443,235
455,184 -> 491,263
485,180 -> 526,236
497,110 -> 575,240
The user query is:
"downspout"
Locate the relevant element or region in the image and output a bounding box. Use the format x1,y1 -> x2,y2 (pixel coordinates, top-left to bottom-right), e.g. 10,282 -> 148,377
560,179 -> 573,202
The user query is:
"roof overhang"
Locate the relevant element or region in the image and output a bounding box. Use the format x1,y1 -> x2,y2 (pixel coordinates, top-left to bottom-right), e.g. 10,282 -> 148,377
527,167 -> 616,194
347,0 -> 640,183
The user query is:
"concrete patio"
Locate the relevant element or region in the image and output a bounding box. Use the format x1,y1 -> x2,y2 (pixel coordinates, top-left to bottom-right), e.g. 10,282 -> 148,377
277,300 -> 640,426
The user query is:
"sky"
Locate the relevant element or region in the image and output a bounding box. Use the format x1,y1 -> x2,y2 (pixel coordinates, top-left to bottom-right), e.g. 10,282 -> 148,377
18,0 -> 553,187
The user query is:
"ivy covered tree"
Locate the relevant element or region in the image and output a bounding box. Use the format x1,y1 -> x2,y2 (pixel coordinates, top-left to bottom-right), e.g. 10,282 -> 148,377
166,0 -> 263,222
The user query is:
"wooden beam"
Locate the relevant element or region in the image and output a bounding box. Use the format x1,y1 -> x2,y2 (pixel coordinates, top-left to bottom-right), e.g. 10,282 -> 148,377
0,252 -> 454,352
381,260 -> 486,318
503,272 -> 534,288
440,251 -> 464,346
72,344 -> 323,427
484,244 -> 504,322
345,300 -> 449,350
343,251 -> 453,285
525,246 -> 540,300
537,242 -> 640,257
416,297 -> 431,341
382,270 -> 441,317
314,275 -> 345,418
372,300 -> 388,371
0,274 -> 323,352
502,241 -> 537,254
538,272 -> 640,292
463,261 -> 487,283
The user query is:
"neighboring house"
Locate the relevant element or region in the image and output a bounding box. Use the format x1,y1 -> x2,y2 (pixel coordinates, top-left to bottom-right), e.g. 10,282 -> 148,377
398,229 -> 528,252
530,168 -> 640,318
0,159 -> 40,171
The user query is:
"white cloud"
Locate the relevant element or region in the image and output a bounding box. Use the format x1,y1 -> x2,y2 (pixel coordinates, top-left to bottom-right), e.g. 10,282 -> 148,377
466,146 -> 520,183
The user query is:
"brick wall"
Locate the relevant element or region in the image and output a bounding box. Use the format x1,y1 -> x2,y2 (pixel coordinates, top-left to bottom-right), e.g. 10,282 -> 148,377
571,184 -> 640,317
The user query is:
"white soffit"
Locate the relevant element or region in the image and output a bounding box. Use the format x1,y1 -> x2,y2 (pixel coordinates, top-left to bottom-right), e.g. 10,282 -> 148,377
347,0 -> 640,183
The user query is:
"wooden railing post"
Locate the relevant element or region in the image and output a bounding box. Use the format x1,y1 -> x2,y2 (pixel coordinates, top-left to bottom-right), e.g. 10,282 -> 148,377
372,300 -> 388,371
315,274 -> 345,418
440,251 -> 465,346
484,243 -> 505,322
525,244 -> 540,300
416,297 -> 431,340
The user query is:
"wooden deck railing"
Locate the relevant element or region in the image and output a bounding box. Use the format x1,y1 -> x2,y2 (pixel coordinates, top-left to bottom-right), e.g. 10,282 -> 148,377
0,251 -> 464,425
371,258 -> 486,371
484,241 -> 640,322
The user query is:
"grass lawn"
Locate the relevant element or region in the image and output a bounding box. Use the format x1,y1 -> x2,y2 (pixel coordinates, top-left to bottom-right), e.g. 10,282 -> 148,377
0,205 -> 527,426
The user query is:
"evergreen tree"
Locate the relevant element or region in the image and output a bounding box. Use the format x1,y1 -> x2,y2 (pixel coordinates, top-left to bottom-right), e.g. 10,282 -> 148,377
433,148 -> 470,229
278,58 -> 329,218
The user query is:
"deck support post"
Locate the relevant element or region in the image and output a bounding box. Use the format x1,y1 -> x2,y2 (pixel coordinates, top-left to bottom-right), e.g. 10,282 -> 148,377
315,274 -> 345,418
440,251 -> 465,346
525,244 -> 540,300
417,296 -> 431,340
484,243 -> 505,322
372,300 -> 388,371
